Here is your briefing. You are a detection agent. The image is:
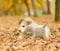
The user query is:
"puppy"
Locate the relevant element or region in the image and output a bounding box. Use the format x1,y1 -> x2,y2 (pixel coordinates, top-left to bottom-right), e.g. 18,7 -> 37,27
18,17 -> 51,39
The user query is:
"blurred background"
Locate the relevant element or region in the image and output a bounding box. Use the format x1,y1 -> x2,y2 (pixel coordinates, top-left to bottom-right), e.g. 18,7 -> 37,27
0,0 -> 55,16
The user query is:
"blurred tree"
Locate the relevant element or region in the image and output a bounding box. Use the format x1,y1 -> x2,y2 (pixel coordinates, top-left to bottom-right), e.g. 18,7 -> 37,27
4,0 -> 18,15
2,0 -> 50,16
31,0 -> 37,17
43,0 -> 50,14
2,0 -> 12,15
47,0 -> 50,14
37,0 -> 43,10
12,0 -> 18,14
24,0 -> 31,16
55,0 -> 60,22
0,0 -> 2,16
2,0 -> 10,15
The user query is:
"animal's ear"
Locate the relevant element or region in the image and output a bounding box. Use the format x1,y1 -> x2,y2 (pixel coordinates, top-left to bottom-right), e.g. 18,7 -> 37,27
43,23 -> 47,28
27,21 -> 32,25
19,18 -> 24,24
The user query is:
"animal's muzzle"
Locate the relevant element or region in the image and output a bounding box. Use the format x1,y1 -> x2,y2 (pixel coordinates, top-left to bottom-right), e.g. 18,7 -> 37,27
19,30 -> 21,32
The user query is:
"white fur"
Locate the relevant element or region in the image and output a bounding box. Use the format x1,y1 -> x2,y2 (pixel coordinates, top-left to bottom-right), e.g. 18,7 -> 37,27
19,17 -> 51,39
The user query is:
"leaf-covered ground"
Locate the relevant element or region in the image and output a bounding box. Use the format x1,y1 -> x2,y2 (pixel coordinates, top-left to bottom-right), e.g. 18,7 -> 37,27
0,15 -> 60,51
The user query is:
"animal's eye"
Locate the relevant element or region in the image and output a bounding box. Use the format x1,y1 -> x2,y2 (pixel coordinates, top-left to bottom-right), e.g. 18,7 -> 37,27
22,25 -> 25,27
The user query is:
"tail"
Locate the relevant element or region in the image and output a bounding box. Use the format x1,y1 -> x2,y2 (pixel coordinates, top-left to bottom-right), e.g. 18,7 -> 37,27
42,23 -> 48,28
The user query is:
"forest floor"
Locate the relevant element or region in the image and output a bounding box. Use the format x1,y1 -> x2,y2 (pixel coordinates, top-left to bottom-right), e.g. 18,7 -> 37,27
0,15 -> 60,51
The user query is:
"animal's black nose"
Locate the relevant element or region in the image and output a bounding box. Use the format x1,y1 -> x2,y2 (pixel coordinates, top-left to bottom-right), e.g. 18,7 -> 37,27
19,30 -> 21,32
